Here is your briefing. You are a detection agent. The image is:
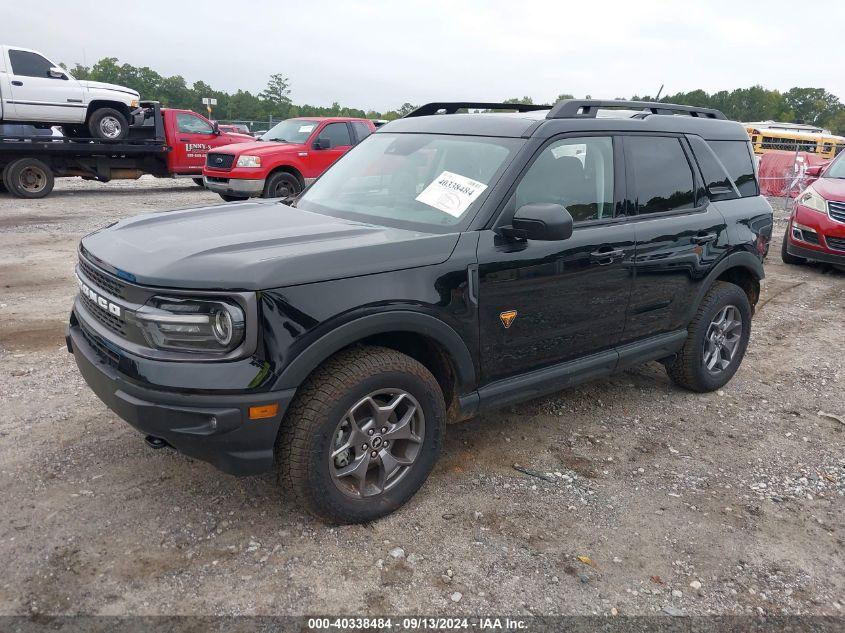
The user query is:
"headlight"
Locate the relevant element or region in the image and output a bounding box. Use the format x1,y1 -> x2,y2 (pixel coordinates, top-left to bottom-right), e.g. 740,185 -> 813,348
133,297 -> 245,353
236,155 -> 261,168
797,186 -> 827,214
130,99 -> 139,108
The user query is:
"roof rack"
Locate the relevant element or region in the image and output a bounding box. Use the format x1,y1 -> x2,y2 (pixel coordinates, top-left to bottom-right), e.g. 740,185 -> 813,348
404,102 -> 551,118
547,99 -> 726,120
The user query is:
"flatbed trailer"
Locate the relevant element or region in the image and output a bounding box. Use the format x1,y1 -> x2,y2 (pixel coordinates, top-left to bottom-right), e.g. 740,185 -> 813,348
0,102 -> 252,198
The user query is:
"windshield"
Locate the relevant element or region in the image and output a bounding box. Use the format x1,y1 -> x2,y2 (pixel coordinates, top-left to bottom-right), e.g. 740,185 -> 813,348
296,133 -> 523,231
825,153 -> 845,178
259,119 -> 318,143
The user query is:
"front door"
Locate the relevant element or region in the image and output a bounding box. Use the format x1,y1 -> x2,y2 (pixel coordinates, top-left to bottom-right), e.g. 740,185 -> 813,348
171,112 -> 219,173
6,49 -> 84,123
477,135 -> 635,384
308,122 -> 353,178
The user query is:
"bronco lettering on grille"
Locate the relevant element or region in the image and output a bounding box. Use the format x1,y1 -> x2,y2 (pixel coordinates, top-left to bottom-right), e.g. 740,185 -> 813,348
76,273 -> 123,317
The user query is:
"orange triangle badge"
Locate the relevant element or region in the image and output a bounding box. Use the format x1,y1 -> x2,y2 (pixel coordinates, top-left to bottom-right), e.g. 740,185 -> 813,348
499,310 -> 517,329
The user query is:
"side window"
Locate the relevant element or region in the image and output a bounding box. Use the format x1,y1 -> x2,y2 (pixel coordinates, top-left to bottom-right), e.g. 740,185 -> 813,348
318,123 -> 352,148
176,113 -> 213,134
9,50 -> 54,78
351,121 -> 372,144
514,136 -> 615,222
687,135 -> 738,201
628,136 -> 696,214
708,140 -> 759,197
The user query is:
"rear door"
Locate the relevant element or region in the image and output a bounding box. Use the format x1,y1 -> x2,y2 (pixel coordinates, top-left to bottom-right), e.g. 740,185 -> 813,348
624,134 -> 729,341
5,48 -> 84,123
170,112 -> 219,173
309,122 -> 353,176
477,134 -> 635,384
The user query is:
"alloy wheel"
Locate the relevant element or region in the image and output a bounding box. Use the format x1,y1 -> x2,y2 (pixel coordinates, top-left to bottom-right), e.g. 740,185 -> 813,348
329,389 -> 425,498
703,305 -> 743,373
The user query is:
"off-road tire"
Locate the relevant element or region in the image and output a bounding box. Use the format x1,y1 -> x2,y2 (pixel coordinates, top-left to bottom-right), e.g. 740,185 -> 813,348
277,346 -> 445,524
88,107 -> 129,140
219,194 -> 248,202
262,171 -> 301,199
5,158 -> 54,199
781,230 -> 805,265
666,281 -> 752,392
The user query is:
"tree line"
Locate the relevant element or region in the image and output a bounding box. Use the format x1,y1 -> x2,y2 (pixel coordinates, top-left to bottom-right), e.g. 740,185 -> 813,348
64,58 -> 845,134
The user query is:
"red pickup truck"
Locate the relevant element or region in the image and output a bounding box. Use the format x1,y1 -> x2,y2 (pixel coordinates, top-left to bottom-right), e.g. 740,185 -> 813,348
202,117 -> 376,201
0,102 -> 252,198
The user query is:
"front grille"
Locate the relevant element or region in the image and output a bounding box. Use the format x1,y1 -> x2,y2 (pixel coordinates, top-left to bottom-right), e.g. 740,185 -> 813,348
79,322 -> 119,368
79,257 -> 126,298
825,235 -> 845,252
206,152 -> 235,170
80,293 -> 126,336
828,200 -> 845,224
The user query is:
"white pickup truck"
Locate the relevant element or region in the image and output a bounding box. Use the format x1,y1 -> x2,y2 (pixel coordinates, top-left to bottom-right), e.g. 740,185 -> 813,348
0,45 -> 140,140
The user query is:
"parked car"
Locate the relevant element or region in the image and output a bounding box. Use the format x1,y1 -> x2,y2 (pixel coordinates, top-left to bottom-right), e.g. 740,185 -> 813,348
0,103 -> 252,197
0,45 -> 140,140
67,99 -> 772,523
217,123 -> 252,136
782,153 -> 845,268
202,117 -> 376,201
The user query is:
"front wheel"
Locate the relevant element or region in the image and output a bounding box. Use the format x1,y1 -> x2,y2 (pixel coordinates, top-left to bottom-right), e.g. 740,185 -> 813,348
781,230 -> 806,265
88,108 -> 129,140
277,346 -> 445,524
262,171 -> 301,199
666,281 -> 752,392
192,178 -> 205,187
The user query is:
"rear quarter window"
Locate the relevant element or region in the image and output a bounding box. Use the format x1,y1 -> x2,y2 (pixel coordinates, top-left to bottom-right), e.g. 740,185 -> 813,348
708,140 -> 758,198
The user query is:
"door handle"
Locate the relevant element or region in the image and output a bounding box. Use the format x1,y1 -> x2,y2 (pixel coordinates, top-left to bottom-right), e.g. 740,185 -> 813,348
590,248 -> 624,264
691,232 -> 717,245
11,80 -> 23,86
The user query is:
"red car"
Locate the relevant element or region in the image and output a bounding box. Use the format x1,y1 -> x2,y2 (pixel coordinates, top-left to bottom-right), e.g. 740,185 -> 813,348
783,153 -> 845,267
203,117 -> 375,201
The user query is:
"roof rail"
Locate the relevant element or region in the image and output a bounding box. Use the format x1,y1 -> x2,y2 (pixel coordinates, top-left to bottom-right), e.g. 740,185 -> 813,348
404,102 -> 551,118
547,99 -> 727,120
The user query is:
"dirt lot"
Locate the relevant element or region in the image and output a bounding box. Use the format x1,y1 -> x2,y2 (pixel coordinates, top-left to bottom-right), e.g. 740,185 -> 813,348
0,177 -> 842,617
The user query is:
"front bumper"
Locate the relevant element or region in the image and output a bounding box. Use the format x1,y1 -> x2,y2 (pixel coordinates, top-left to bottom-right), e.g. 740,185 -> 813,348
203,175 -> 265,197
67,322 -> 294,476
788,204 -> 845,264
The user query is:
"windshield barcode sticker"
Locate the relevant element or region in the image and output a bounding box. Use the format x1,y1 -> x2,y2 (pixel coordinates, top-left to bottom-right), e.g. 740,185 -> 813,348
415,171 -> 487,218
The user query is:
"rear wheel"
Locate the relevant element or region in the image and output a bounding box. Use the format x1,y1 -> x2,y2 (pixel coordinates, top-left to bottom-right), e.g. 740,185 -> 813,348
262,171 -> 301,199
5,158 -> 54,199
781,230 -> 806,265
192,178 -> 205,187
88,108 -> 129,140
219,194 -> 248,202
277,346 -> 445,524
666,281 -> 752,392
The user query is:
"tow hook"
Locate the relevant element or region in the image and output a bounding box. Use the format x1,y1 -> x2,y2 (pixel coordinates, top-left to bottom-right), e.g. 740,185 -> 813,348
144,435 -> 170,450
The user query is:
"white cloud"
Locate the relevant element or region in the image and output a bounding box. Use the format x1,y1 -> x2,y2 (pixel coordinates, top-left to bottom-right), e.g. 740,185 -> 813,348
2,0 -> 842,111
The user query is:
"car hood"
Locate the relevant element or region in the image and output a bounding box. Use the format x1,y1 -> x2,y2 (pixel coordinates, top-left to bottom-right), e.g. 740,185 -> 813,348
80,200 -> 459,290
79,80 -> 139,97
213,140 -> 304,156
813,176 -> 845,201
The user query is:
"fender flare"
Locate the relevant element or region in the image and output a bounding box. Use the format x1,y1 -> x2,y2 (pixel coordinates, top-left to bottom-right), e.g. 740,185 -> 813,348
686,250 -> 764,321
273,311 -> 477,392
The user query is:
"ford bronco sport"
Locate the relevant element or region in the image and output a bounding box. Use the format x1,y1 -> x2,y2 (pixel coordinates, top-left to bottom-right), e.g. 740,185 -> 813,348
67,99 -> 773,524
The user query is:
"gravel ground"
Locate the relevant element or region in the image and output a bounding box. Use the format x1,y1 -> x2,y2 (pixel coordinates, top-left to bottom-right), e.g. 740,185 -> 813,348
0,177 -> 842,617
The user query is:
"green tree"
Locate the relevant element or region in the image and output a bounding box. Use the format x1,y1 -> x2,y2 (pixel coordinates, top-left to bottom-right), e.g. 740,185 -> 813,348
503,96 -> 534,105
783,87 -> 842,125
259,73 -> 292,107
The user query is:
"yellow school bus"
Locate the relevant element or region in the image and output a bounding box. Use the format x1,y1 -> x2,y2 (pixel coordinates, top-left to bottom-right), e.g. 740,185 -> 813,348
745,121 -> 845,159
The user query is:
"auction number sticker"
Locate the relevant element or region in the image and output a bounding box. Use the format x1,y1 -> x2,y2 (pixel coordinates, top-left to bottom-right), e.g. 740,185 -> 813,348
415,171 -> 487,218
299,124 -> 316,133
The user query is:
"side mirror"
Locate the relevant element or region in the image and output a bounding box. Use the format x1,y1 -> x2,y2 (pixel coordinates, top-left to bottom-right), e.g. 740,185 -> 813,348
211,121 -> 220,135
509,203 -> 574,241
805,164 -> 825,178
49,67 -> 67,80
313,137 -> 331,150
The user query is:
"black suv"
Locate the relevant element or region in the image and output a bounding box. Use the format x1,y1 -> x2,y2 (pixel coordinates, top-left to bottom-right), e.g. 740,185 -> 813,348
68,99 -> 773,523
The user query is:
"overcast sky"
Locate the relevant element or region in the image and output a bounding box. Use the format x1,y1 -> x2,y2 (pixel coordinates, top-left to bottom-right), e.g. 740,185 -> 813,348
3,0 -> 843,111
